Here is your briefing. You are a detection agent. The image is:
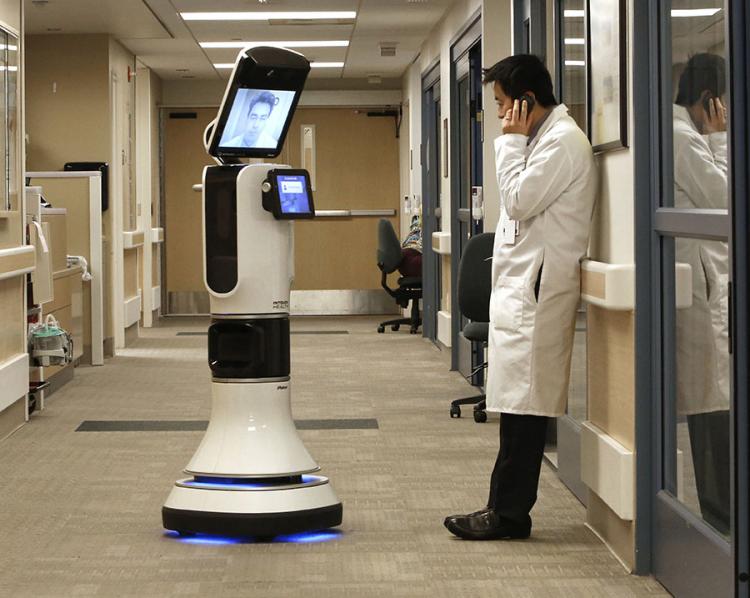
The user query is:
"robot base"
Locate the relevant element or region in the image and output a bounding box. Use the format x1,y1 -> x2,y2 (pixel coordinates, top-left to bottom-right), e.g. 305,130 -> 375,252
162,476 -> 342,538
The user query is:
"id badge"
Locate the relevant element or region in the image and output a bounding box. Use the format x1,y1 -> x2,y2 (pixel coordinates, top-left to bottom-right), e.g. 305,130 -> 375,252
499,208 -> 517,246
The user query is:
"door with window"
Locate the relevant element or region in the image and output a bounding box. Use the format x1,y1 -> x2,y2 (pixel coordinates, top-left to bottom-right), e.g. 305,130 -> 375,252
422,66 -> 441,342
647,2 -> 745,595
451,31 -> 483,379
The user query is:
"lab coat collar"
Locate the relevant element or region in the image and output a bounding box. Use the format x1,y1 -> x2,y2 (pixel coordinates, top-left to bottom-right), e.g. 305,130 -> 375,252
527,103 -> 570,151
673,104 -> 699,134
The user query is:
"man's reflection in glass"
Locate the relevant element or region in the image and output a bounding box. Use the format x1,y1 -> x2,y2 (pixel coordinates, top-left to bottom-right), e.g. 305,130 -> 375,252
673,53 -> 730,535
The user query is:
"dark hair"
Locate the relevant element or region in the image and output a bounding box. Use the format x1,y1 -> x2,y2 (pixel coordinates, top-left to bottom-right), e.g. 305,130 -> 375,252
482,54 -> 557,107
675,53 -> 726,107
248,91 -> 276,115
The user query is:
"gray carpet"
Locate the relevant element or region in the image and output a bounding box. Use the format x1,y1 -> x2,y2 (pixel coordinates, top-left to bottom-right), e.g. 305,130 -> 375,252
0,316 -> 667,597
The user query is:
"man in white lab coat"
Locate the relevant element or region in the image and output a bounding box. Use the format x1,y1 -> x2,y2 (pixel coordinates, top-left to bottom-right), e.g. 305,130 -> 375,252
445,55 -> 597,540
673,53 -> 730,535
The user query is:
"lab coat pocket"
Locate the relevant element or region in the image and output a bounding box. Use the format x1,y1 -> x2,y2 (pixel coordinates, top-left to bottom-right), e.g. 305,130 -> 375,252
490,276 -> 527,332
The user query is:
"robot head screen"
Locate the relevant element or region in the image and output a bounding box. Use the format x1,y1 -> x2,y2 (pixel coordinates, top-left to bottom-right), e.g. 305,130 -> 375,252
207,46 -> 310,160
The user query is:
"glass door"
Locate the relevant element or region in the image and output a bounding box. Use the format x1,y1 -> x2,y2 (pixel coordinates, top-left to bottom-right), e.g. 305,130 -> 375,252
422,68 -> 441,342
451,40 -> 483,377
651,1 -> 735,594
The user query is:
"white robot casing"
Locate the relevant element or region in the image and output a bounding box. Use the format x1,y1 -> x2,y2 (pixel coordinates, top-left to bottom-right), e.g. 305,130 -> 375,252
162,46 -> 342,538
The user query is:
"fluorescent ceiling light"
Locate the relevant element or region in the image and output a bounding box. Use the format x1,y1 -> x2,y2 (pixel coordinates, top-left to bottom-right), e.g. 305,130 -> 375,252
200,40 -> 349,49
565,38 -> 585,45
671,8 -> 721,17
564,9 -> 584,17
0,66 -> 18,71
565,60 -> 586,66
214,61 -> 344,69
182,11 -> 357,21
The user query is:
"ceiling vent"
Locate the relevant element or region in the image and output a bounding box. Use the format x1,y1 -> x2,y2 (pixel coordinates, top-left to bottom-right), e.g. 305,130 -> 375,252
31,0 -> 50,5
379,42 -> 397,57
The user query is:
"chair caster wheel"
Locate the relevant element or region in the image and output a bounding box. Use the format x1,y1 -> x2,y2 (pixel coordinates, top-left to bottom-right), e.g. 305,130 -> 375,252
450,406 -> 461,418
409,328 -> 418,334
377,325 -> 385,333
391,324 -> 400,331
473,410 -> 487,423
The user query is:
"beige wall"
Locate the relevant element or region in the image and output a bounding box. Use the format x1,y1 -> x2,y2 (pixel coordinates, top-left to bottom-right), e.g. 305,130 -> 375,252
109,38 -> 136,233
0,0 -> 20,33
583,3 -> 637,570
25,35 -> 110,171
150,71 -> 162,230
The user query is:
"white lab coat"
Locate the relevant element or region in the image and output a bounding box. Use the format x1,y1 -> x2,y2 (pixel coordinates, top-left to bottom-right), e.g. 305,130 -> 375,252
485,104 -> 597,417
224,129 -> 279,148
673,105 -> 730,415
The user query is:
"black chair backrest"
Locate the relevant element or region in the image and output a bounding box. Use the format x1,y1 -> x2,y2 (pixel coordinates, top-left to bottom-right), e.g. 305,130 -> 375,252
376,219 -> 403,274
457,232 -> 495,323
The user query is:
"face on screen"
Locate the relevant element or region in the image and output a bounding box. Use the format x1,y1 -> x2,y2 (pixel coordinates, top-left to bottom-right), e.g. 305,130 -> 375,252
219,88 -> 295,151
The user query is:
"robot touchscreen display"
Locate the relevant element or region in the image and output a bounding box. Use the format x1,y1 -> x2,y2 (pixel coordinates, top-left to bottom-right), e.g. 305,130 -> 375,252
262,169 -> 315,220
278,175 -> 312,215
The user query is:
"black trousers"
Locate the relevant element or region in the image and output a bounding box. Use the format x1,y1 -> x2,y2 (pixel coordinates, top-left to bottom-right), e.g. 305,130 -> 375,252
686,410 -> 731,536
487,412 -> 549,523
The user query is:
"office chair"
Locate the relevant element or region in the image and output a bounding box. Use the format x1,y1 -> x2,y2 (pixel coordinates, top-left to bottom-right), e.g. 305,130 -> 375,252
376,218 -> 422,334
449,232 -> 494,423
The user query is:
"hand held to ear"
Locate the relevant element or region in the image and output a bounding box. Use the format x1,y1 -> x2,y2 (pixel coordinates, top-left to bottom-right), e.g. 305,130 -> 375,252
502,99 -> 532,136
704,97 -> 727,134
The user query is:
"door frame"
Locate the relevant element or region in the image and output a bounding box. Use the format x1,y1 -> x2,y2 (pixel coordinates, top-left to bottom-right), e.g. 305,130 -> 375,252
421,61 -> 441,343
633,1 -> 749,593
449,15 -> 482,373
729,1 -> 750,593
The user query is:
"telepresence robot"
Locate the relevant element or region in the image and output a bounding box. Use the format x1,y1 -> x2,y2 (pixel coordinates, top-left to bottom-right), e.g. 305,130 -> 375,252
162,47 -> 342,537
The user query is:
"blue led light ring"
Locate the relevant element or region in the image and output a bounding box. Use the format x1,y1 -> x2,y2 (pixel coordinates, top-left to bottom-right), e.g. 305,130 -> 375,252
164,529 -> 342,545
175,475 -> 327,492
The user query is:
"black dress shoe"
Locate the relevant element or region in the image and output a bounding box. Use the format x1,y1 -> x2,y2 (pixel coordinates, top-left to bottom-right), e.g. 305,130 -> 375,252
443,506 -> 492,527
444,508 -> 531,541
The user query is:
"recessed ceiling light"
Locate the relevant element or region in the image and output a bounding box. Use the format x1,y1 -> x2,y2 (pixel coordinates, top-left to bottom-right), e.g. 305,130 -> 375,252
564,10 -> 584,18
564,38 -> 585,45
200,40 -> 349,49
565,60 -> 586,67
182,11 -> 356,21
671,8 -> 721,17
213,61 -> 344,69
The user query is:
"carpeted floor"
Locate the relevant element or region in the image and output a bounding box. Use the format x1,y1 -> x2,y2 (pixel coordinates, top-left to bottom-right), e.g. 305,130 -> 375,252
0,316 -> 668,597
